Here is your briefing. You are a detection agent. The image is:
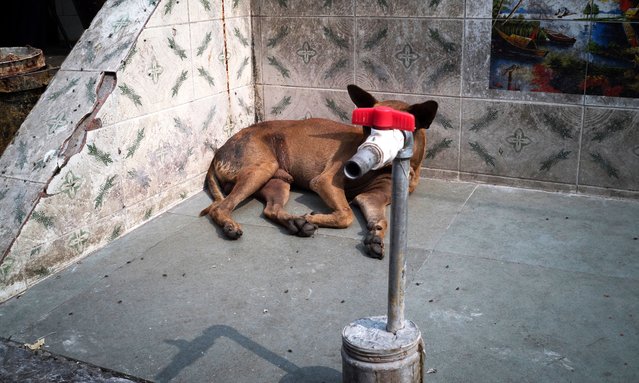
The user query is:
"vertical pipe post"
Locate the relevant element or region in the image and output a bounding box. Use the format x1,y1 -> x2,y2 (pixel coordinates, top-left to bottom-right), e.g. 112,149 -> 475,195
387,132 -> 414,334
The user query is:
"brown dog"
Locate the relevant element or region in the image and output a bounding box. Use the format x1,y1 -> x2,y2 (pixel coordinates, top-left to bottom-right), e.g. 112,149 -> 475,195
200,85 -> 438,258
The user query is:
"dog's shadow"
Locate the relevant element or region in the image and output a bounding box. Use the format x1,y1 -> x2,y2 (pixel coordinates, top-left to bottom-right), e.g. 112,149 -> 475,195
201,189 -> 379,259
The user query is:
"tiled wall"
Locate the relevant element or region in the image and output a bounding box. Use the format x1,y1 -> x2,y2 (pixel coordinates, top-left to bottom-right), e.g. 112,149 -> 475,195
254,0 -> 639,198
0,0 -> 254,301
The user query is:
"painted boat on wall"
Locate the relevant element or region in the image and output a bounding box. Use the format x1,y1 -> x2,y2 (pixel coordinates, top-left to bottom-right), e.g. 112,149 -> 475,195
493,28 -> 548,58
542,29 -> 576,45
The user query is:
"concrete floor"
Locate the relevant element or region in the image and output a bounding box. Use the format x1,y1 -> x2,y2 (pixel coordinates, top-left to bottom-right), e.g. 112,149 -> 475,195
0,179 -> 637,382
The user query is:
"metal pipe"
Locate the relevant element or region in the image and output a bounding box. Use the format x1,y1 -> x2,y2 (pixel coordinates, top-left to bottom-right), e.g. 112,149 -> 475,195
387,131 -> 413,334
344,145 -> 381,180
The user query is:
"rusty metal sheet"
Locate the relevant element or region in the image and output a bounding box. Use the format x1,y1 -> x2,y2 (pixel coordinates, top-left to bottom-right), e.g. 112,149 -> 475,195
0,46 -> 46,78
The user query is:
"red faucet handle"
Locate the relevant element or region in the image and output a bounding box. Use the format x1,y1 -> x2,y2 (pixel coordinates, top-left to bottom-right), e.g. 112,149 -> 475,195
351,106 -> 415,132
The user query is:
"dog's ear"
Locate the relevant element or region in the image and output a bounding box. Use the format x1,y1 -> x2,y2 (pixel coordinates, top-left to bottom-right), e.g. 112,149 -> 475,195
407,100 -> 438,129
347,85 -> 377,108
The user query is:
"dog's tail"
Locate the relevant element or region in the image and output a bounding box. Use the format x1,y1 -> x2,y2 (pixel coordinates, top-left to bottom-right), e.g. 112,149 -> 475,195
199,166 -> 225,217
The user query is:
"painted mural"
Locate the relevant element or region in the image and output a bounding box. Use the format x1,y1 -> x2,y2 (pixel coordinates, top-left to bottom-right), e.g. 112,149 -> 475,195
490,0 -> 639,98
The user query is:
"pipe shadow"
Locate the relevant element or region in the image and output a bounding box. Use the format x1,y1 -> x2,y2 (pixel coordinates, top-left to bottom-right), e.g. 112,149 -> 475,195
155,324 -> 340,383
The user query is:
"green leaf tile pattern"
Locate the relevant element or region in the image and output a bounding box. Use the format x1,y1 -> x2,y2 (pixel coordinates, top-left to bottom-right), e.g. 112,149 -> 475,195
469,108 -> 499,132
168,37 -> 188,60
171,70 -> 189,97
271,95 -> 292,115
48,78 -> 80,101
591,116 -> 629,143
590,152 -> 619,179
15,141 -> 27,170
325,98 -> 348,122
428,28 -> 456,53
109,225 -> 123,241
87,143 -> 114,165
469,141 -> 496,167
268,56 -> 290,78
234,27 -> 249,47
544,114 -> 574,140
119,83 -> 142,107
197,67 -> 215,87
199,0 -> 211,11
31,211 -> 54,229
86,77 -> 98,105
237,57 -> 250,80
540,150 -> 572,172
13,193 -> 26,224
94,175 -> 117,209
126,128 -> 145,158
267,26 -> 289,48
164,0 -> 176,15
324,58 -> 348,80
426,138 -> 453,160
323,27 -> 348,49
363,28 -> 388,50
127,169 -> 151,189
361,59 -> 389,83
196,32 -> 212,56
201,106 -> 217,131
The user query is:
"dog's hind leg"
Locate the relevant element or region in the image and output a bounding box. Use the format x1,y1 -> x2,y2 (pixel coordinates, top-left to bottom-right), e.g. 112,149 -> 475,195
206,162 -> 278,239
352,187 -> 392,259
255,173 -> 318,237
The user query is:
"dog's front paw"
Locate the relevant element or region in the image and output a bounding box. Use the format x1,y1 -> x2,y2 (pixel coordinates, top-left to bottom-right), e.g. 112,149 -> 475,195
364,233 -> 384,259
285,217 -> 317,237
223,223 -> 243,240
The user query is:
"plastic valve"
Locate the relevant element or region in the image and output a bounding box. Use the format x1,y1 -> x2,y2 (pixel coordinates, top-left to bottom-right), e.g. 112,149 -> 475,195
351,106 -> 415,132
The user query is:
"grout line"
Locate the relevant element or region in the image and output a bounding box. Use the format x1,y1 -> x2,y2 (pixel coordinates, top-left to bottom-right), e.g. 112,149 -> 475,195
576,100 -> 586,193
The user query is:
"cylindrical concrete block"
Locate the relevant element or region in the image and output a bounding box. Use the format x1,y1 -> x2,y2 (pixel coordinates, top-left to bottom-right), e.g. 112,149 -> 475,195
342,316 -> 424,383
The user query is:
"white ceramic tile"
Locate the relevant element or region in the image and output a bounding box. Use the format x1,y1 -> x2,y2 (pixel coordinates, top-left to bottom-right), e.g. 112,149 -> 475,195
97,24 -> 195,125
190,20 -> 228,96
188,0 -> 223,21
225,17 -> 254,90
146,0 -> 190,27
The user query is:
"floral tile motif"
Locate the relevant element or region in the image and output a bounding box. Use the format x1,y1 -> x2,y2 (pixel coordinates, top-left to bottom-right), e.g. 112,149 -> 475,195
356,0 -> 464,18
579,107 -> 639,191
0,71 -> 102,183
96,24 -> 195,125
263,85 -> 355,122
356,18 -> 462,96
261,17 -> 354,88
188,0 -> 223,22
225,17 -> 254,90
62,0 -> 155,72
146,0 -> 189,27
460,99 -> 581,184
190,20 -> 228,96
256,0 -> 353,16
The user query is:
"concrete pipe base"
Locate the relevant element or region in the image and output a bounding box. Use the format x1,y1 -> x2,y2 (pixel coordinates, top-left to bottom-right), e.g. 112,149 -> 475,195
341,316 -> 424,383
